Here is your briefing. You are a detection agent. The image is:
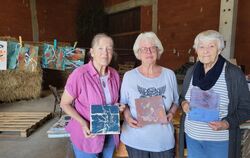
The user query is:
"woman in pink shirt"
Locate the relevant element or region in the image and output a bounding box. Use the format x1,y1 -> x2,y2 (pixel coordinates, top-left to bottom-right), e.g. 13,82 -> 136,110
60,33 -> 124,158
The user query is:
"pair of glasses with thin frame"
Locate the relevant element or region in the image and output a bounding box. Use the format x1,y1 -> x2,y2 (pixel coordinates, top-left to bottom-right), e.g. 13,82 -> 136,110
139,46 -> 158,54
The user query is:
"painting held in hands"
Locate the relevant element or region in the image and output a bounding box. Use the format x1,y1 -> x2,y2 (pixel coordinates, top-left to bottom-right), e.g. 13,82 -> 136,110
135,96 -> 167,126
90,105 -> 120,135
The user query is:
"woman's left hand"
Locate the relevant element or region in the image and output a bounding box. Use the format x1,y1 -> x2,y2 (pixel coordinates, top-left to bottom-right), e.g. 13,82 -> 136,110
163,112 -> 174,124
208,120 -> 229,131
117,103 -> 126,112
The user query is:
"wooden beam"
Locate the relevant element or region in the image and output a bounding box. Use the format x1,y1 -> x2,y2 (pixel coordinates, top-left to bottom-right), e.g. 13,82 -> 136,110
105,0 -> 153,14
152,0 -> 158,33
29,0 -> 39,42
219,0 -> 238,59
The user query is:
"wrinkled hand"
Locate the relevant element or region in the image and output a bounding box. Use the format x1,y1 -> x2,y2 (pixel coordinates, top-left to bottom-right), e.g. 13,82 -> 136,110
181,101 -> 190,113
117,103 -> 126,112
164,112 -> 174,124
81,123 -> 95,138
125,114 -> 141,128
208,120 -> 229,131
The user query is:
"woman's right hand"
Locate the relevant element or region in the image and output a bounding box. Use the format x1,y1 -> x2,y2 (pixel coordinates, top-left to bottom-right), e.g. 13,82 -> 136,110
124,107 -> 141,128
125,115 -> 141,128
81,120 -> 95,138
181,101 -> 190,113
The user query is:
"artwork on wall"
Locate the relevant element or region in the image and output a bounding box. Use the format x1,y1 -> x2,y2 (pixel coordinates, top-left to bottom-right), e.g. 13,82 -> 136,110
64,47 -> 85,69
1,40 -> 85,71
7,41 -> 20,70
42,44 -> 65,70
135,96 -> 167,126
17,44 -> 38,72
90,105 -> 120,135
0,41 -> 7,70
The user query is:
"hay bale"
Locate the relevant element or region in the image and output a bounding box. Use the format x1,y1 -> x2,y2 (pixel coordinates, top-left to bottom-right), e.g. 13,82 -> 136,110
0,68 -> 42,102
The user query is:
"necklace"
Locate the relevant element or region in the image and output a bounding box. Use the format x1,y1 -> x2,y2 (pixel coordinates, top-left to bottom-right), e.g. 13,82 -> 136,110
101,79 -> 106,88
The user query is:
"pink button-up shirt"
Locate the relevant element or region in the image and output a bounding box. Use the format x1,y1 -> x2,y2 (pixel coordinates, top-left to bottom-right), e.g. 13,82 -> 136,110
65,61 -> 120,153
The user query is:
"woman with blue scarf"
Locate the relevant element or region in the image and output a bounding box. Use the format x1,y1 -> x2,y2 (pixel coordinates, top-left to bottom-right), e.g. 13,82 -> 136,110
179,30 -> 250,158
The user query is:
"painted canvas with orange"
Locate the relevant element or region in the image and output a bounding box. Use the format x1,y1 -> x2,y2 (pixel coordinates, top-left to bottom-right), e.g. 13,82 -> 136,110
135,96 -> 167,126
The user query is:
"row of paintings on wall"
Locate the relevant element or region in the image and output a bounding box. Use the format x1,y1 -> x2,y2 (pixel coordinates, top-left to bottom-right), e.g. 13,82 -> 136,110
0,40 -> 85,71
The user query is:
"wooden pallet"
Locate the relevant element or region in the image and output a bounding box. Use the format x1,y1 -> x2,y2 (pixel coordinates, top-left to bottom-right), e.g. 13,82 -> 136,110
0,112 -> 52,138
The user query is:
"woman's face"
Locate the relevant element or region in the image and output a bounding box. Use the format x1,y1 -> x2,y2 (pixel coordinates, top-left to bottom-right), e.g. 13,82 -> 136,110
196,40 -> 220,65
90,37 -> 113,67
138,40 -> 158,64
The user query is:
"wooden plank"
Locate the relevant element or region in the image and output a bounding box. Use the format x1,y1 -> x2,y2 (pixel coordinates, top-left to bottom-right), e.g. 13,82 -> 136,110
0,112 -> 52,138
0,112 -> 50,115
0,122 -> 37,125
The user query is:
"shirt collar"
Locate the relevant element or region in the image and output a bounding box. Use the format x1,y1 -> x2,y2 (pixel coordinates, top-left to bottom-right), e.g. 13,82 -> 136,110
86,60 -> 112,78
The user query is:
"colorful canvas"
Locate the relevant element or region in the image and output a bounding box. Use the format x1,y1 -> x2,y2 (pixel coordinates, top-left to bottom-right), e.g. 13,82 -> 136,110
188,87 -> 220,122
135,96 -> 167,126
0,41 -> 7,70
63,47 -> 85,69
7,41 -> 20,69
47,115 -> 71,138
42,44 -> 65,70
90,105 -> 120,135
17,44 -> 38,72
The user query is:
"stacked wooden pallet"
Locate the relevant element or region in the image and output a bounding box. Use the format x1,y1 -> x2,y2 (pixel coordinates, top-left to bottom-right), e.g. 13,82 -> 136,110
0,112 -> 52,138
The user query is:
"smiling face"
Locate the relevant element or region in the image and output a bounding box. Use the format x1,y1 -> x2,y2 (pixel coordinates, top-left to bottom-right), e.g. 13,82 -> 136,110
90,37 -> 113,68
138,40 -> 158,65
196,40 -> 220,66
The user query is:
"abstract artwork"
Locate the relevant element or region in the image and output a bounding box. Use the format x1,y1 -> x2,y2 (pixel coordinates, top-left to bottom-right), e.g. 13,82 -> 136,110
90,105 -> 120,135
188,87 -> 220,122
63,47 -> 85,69
0,41 -> 7,70
7,41 -> 20,69
17,44 -> 38,72
135,95 -> 167,126
42,44 -> 65,70
47,115 -> 71,138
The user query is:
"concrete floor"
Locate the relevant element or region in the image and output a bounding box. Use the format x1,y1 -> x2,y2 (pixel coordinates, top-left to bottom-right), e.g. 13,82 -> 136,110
0,93 -> 74,158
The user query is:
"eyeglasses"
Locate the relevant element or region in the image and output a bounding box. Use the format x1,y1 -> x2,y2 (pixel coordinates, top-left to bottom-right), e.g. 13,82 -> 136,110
139,46 -> 158,54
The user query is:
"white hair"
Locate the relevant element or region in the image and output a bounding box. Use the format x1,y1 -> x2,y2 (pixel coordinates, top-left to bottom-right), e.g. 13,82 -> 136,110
133,32 -> 164,60
193,30 -> 225,51
91,33 -> 113,48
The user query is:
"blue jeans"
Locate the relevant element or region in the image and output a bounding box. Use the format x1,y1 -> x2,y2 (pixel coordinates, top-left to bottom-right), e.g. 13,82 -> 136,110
185,134 -> 228,158
72,135 -> 115,158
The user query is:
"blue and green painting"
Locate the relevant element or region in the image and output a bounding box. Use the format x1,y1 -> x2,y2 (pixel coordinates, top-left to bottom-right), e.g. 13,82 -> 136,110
90,105 -> 120,135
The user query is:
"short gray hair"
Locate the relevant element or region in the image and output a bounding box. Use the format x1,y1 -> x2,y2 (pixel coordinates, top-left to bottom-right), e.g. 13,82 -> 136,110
133,32 -> 164,60
193,30 -> 225,51
91,33 -> 113,48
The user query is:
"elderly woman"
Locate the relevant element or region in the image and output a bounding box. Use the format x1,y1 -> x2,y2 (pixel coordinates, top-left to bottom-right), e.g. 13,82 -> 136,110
120,32 -> 179,158
179,30 -> 250,158
60,33 -> 124,158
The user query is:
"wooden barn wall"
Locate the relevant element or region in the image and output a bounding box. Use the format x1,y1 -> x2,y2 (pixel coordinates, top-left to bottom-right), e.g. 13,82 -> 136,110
0,0 -> 33,40
157,0 -> 220,70
107,7 -> 141,67
0,0 -> 81,42
36,0 -> 81,42
104,0 -> 220,71
235,0 -> 250,74
141,6 -> 152,32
